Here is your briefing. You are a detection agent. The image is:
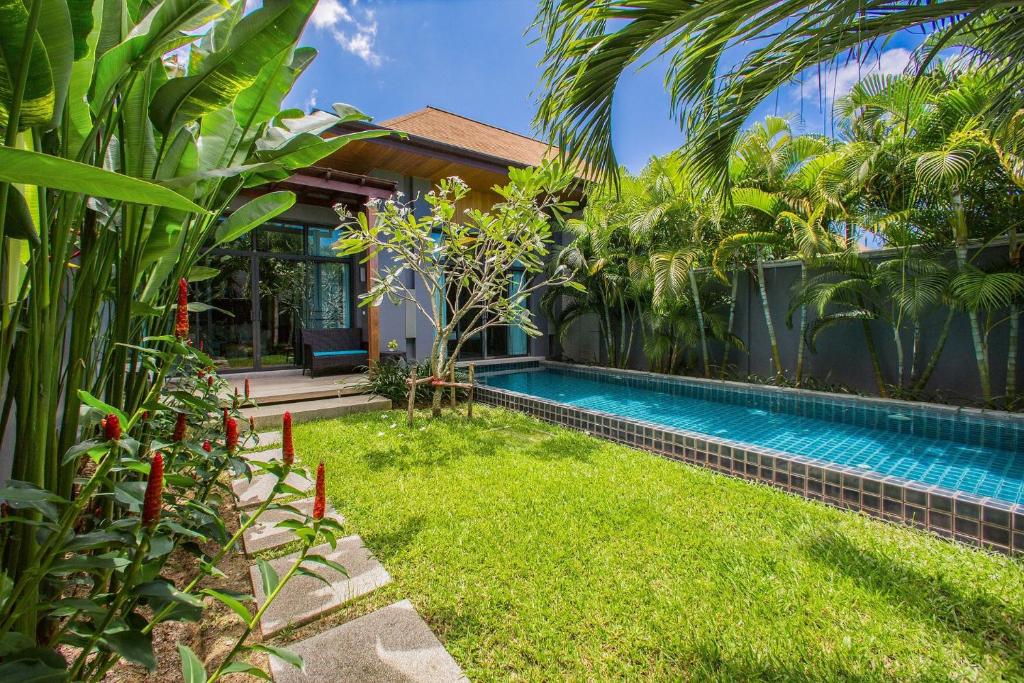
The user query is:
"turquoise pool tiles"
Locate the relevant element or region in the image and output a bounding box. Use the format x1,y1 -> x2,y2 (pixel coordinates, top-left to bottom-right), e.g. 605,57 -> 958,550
481,367 -> 1024,506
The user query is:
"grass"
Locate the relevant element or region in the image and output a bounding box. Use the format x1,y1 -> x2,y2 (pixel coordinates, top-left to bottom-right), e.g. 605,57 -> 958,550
293,406 -> 1024,681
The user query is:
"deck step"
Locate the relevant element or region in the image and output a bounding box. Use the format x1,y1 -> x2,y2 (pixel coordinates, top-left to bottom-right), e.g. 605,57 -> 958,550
232,472 -> 313,509
228,370 -> 369,406
269,600 -> 467,683
242,394 -> 392,430
241,498 -> 344,554
249,536 -> 391,637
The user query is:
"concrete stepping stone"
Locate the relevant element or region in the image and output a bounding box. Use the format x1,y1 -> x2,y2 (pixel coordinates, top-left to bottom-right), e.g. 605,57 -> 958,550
232,472 -> 312,509
269,600 -> 467,683
254,431 -> 282,446
245,447 -> 283,464
250,536 -> 391,637
241,498 -> 344,554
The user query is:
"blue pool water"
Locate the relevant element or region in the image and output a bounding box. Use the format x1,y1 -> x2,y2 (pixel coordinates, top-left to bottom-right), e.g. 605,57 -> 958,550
481,369 -> 1024,505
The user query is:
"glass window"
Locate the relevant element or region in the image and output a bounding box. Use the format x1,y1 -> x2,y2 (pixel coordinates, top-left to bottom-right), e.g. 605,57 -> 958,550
307,225 -> 344,257
304,262 -> 351,329
256,221 -> 304,254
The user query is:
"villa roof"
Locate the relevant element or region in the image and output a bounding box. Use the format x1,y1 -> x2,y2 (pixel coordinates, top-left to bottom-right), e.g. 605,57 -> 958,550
378,106 -> 557,169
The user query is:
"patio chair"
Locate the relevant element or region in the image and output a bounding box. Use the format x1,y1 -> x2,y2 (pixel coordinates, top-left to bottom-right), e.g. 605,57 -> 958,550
300,328 -> 368,377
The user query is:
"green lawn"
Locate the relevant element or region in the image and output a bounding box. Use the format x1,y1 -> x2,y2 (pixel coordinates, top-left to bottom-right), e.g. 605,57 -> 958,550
293,407 -> 1024,681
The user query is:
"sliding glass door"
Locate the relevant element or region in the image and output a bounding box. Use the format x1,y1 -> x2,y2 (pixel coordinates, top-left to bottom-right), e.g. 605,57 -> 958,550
194,220 -> 355,372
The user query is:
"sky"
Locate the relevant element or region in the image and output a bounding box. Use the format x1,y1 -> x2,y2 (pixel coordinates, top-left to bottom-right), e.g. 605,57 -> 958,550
284,0 -> 928,174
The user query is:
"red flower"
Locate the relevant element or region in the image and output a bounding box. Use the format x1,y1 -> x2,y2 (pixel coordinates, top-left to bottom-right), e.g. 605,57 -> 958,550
232,387 -> 240,409
142,453 -> 164,528
222,407 -> 229,431
313,461 -> 326,520
103,414 -> 121,441
202,440 -> 212,453
172,412 -> 187,442
225,417 -> 238,453
207,375 -> 214,388
198,368 -> 205,380
174,278 -> 189,340
282,411 -> 294,467
244,378 -> 251,400
249,416 -> 256,432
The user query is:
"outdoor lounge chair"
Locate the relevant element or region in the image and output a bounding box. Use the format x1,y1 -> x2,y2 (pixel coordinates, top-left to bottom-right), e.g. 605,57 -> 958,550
301,328 -> 368,377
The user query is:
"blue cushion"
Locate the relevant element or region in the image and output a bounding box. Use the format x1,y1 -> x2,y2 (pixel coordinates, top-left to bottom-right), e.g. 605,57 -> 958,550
312,350 -> 367,358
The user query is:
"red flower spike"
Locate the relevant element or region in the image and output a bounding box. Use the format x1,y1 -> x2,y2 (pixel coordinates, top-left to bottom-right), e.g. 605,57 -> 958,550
142,453 -> 164,528
313,461 -> 326,520
244,378 -> 251,400
103,414 -> 121,441
207,375 -> 214,388
282,411 -> 294,467
198,369 -> 205,380
175,278 -> 189,339
225,417 -> 238,454
202,440 -> 212,453
222,407 -> 229,431
172,412 -> 187,442
249,416 -> 256,432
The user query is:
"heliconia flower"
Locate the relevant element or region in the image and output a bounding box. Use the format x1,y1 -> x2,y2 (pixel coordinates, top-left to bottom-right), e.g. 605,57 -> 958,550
313,461 -> 326,520
173,412 -> 187,442
282,411 -> 294,466
103,414 -> 121,441
226,417 -> 238,453
202,440 -> 212,453
142,452 -> 164,528
244,378 -> 251,400
174,279 -> 189,340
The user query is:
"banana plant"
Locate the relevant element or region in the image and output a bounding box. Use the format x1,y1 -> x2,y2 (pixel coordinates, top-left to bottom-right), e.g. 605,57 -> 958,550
0,0 -> 390,641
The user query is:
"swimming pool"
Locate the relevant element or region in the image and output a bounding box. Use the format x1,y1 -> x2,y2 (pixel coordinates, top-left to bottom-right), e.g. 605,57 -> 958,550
472,361 -> 1024,554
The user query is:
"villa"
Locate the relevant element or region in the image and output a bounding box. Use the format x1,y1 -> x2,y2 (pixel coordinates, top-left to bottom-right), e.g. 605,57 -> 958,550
194,106 -> 581,373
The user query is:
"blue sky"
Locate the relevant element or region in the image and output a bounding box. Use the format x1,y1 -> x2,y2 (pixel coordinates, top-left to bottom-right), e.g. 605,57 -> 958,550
286,0 -> 927,173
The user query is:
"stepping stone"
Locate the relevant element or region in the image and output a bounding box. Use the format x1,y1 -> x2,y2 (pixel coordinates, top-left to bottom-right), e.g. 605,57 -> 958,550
242,395 -> 391,430
256,431 -> 282,446
232,472 -> 312,509
249,536 -> 391,637
241,498 -> 344,554
245,447 -> 283,464
269,599 -> 467,683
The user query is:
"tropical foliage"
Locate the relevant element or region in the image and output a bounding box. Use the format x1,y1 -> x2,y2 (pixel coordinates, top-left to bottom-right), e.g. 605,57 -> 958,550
335,162 -> 580,416
0,0 -> 377,678
544,65 -> 1024,409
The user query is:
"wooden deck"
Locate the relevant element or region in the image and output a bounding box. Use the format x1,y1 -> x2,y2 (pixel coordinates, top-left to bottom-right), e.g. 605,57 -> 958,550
226,368 -> 368,405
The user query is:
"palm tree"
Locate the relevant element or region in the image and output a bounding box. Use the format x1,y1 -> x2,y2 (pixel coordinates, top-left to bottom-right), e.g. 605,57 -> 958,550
534,1 -> 1023,193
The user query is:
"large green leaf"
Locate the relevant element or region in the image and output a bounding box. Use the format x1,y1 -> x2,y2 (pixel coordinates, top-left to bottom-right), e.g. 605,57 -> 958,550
35,0 -> 74,128
148,0 -> 316,134
234,46 -> 316,133
214,190 -> 294,246
0,147 -> 207,213
91,0 -> 226,110
177,644 -> 207,683
0,0 -> 56,126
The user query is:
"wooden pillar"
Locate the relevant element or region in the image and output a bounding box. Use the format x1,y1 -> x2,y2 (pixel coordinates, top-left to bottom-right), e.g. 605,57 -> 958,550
365,204 -> 380,365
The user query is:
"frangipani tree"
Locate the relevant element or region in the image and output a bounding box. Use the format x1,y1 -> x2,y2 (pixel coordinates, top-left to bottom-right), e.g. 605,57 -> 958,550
335,162 -> 581,416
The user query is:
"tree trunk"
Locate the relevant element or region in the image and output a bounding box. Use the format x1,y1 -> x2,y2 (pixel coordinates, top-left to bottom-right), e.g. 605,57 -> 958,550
913,307 -> 954,394
756,256 -> 783,382
860,317 -> 888,398
688,269 -> 710,377
795,263 -> 807,385
955,245 -> 992,403
1007,303 -> 1019,410
720,269 -> 739,379
892,325 -> 904,389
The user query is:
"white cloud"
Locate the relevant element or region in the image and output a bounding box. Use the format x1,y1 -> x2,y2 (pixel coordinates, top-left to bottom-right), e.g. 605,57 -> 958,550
311,0 -> 352,29
801,48 -> 913,101
309,0 -> 381,67
305,89 -> 318,111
